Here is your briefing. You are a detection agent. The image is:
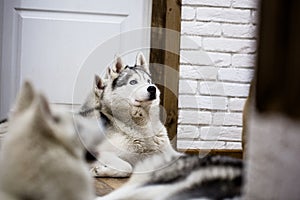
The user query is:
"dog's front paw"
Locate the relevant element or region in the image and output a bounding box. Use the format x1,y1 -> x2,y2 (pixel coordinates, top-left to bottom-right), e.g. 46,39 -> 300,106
90,165 -> 132,178
90,157 -> 133,178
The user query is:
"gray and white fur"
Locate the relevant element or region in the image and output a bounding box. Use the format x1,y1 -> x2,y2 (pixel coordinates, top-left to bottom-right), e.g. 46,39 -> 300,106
96,153 -> 243,200
0,81 -> 104,200
79,52 -> 178,177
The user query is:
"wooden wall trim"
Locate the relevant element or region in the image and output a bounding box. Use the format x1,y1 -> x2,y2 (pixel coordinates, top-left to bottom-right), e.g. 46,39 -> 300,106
150,0 -> 182,148
178,149 -> 243,159
255,0 -> 300,118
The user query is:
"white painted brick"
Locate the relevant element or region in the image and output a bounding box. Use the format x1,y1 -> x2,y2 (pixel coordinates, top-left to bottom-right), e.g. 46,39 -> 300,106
251,10 -> 259,24
177,140 -> 227,150
181,21 -> 221,36
229,98 -> 247,111
232,54 -> 256,67
200,126 -> 242,141
212,112 -> 243,126
181,7 -> 196,20
182,0 -> 231,7
177,125 -> 200,139
177,140 -> 242,150
180,65 -> 217,80
199,81 -> 250,97
180,36 -> 202,50
179,95 -> 228,110
180,50 -> 214,65
179,80 -> 198,94
218,68 -> 254,82
178,0 -> 257,150
203,38 -> 256,53
222,24 -> 257,38
224,142 -> 242,150
232,0 -> 258,9
196,8 -> 251,23
178,110 -> 212,125
207,52 -> 231,67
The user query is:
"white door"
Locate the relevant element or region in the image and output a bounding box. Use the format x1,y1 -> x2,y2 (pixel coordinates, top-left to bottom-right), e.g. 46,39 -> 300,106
0,0 -> 152,118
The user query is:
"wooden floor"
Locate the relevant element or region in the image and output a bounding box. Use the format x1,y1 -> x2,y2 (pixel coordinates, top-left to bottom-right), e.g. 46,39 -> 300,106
94,178 -> 129,196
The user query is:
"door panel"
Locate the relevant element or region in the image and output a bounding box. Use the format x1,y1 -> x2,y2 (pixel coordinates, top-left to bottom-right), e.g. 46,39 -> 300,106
0,0 -> 152,118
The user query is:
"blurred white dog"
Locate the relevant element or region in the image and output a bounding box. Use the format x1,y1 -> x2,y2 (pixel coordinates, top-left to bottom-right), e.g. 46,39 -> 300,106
0,82 -> 104,200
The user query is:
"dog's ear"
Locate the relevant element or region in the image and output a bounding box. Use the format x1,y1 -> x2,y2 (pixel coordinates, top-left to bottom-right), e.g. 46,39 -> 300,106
104,68 -> 110,80
113,56 -> 124,74
136,52 -> 146,66
106,67 -> 118,80
94,75 -> 105,97
31,93 -> 53,133
11,81 -> 35,117
112,55 -> 125,75
107,55 -> 125,80
32,94 -> 75,152
135,52 -> 150,74
33,94 -> 52,120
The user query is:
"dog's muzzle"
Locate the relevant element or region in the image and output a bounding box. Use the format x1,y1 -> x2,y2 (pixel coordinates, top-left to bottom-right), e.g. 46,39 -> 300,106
147,86 -> 156,100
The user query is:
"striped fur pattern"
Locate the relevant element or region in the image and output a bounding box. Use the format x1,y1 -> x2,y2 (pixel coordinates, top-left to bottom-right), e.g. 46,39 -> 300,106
97,154 -> 243,200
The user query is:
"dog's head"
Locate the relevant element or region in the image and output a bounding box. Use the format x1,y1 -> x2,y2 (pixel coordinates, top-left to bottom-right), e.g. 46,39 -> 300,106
7,82 -> 104,163
102,52 -> 160,109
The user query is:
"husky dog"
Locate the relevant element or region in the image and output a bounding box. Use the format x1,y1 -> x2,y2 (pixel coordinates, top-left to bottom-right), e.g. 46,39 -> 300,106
96,153 -> 243,200
0,82 -> 104,200
79,75 -> 104,119
80,52 -> 177,177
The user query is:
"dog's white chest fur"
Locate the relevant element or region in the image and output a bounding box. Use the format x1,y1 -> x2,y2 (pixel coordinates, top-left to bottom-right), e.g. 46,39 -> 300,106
101,123 -> 169,164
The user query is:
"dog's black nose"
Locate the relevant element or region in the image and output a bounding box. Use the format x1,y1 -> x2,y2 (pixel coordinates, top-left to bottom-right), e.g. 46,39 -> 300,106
147,86 -> 156,100
147,86 -> 156,94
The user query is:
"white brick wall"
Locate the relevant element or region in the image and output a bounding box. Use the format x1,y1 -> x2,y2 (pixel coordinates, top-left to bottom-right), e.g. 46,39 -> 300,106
178,0 -> 258,150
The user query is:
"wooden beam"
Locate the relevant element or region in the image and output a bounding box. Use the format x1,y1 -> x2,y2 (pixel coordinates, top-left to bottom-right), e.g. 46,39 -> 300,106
255,0 -> 300,118
178,149 -> 243,160
150,0 -> 182,148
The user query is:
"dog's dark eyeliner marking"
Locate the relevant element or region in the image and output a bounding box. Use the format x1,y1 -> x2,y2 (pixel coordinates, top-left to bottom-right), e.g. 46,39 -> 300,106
130,80 -> 138,85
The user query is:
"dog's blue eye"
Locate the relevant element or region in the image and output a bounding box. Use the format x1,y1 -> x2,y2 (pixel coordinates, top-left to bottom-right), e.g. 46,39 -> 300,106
130,80 -> 138,85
